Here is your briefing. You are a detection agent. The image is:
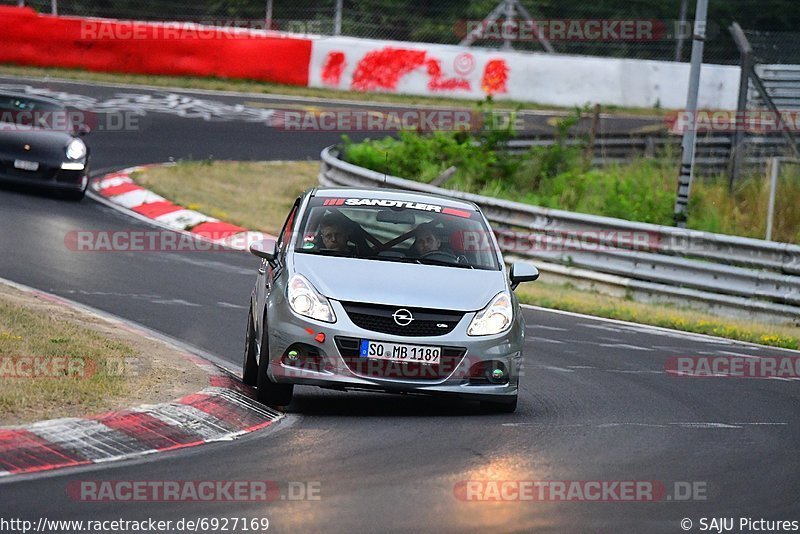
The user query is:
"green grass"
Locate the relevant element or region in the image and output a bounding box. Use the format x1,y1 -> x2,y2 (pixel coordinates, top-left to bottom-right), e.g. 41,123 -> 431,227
133,160 -> 320,233
342,130 -> 800,244
0,293 -> 134,423
516,282 -> 799,350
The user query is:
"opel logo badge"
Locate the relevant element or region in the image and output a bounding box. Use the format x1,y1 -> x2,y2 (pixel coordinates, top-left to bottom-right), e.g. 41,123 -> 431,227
392,309 -> 414,326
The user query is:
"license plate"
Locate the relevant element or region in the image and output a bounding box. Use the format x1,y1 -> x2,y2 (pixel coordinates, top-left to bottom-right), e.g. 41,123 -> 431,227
14,159 -> 39,172
360,340 -> 441,364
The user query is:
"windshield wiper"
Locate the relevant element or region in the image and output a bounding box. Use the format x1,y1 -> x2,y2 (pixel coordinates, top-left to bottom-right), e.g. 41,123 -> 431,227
297,249 -> 476,268
298,249 -> 358,258
368,256 -> 422,265
417,258 -> 474,269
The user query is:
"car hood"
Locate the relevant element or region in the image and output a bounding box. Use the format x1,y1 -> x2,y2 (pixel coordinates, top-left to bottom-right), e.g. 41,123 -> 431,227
0,129 -> 76,164
292,253 -> 507,311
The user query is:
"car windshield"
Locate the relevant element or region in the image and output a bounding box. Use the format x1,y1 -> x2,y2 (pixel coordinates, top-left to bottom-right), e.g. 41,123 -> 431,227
293,195 -> 501,271
0,95 -> 69,131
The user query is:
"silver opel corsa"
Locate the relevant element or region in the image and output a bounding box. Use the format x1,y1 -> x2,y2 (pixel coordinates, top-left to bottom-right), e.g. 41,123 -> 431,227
243,187 -> 538,412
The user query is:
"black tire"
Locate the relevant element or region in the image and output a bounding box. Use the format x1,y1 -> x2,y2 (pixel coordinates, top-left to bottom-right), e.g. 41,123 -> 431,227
256,318 -> 294,407
242,308 -> 258,386
480,395 -> 518,414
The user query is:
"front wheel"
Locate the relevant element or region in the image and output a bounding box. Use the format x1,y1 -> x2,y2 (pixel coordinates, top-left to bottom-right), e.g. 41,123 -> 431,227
480,395 -> 517,413
242,308 -> 258,386
256,321 -> 294,407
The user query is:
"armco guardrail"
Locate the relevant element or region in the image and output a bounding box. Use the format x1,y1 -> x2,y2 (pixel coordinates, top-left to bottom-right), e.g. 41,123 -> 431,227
506,134 -> 799,176
751,64 -> 800,111
319,145 -> 800,320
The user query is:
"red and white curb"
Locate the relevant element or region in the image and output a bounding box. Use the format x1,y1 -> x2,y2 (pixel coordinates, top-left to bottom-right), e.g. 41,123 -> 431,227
0,280 -> 282,479
0,374 -> 281,478
89,165 -> 275,251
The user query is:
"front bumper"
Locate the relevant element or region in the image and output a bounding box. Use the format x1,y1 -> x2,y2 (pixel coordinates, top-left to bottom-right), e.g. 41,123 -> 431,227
265,298 -> 524,402
0,161 -> 89,191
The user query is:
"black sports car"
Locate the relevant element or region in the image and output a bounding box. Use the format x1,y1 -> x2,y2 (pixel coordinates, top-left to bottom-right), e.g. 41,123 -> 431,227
0,93 -> 90,200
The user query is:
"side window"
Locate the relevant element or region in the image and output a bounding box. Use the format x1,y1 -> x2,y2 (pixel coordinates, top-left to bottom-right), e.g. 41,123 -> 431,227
276,198 -> 301,256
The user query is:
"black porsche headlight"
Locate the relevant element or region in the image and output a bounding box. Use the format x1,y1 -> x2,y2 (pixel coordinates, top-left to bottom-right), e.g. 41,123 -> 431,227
66,139 -> 87,160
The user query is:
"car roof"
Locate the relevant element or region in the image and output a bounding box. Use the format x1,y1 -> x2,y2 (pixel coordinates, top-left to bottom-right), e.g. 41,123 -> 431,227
0,92 -> 66,108
313,187 -> 479,211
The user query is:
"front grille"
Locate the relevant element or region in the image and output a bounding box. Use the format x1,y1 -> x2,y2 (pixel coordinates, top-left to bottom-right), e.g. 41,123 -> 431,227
335,336 -> 467,381
341,302 -> 464,337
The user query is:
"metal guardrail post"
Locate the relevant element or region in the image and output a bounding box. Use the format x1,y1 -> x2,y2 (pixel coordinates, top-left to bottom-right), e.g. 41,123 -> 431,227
334,0 -> 343,36
766,157 -> 779,241
728,22 -> 752,191
766,157 -> 800,241
672,0 -> 708,228
674,0 -> 689,62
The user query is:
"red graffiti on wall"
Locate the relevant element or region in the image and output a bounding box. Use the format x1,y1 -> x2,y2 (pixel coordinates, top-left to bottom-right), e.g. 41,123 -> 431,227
330,46 -> 508,96
349,47 -> 470,92
426,58 -> 470,91
351,48 -> 427,91
481,59 -> 509,95
321,51 -> 346,86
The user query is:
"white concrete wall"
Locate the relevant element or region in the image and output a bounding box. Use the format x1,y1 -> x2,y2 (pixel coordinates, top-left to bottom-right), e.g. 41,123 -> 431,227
309,36 -> 739,110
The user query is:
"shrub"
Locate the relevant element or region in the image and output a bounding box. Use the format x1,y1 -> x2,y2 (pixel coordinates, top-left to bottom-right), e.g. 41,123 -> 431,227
341,108 -> 800,244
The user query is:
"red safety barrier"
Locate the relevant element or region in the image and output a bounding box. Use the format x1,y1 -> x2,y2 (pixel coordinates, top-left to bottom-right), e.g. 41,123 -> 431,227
0,7 -> 311,86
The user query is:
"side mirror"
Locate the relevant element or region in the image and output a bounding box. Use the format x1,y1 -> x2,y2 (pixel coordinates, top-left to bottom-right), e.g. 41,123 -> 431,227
249,238 -> 277,262
77,124 -> 92,136
510,262 -> 539,290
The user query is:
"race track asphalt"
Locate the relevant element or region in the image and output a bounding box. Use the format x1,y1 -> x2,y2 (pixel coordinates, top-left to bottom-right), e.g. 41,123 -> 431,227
0,76 -> 797,533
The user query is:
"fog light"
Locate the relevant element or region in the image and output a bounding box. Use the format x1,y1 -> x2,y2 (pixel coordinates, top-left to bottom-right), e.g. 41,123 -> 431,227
466,361 -> 509,385
287,350 -> 299,362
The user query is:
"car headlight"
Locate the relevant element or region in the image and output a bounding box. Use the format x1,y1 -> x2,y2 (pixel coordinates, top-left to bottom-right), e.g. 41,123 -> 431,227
287,274 -> 336,323
467,291 -> 513,336
66,138 -> 87,160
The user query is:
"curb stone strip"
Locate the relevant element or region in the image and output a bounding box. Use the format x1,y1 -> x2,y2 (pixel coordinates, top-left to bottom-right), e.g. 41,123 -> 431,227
90,165 -> 276,251
0,370 -> 282,478
0,280 -> 283,478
